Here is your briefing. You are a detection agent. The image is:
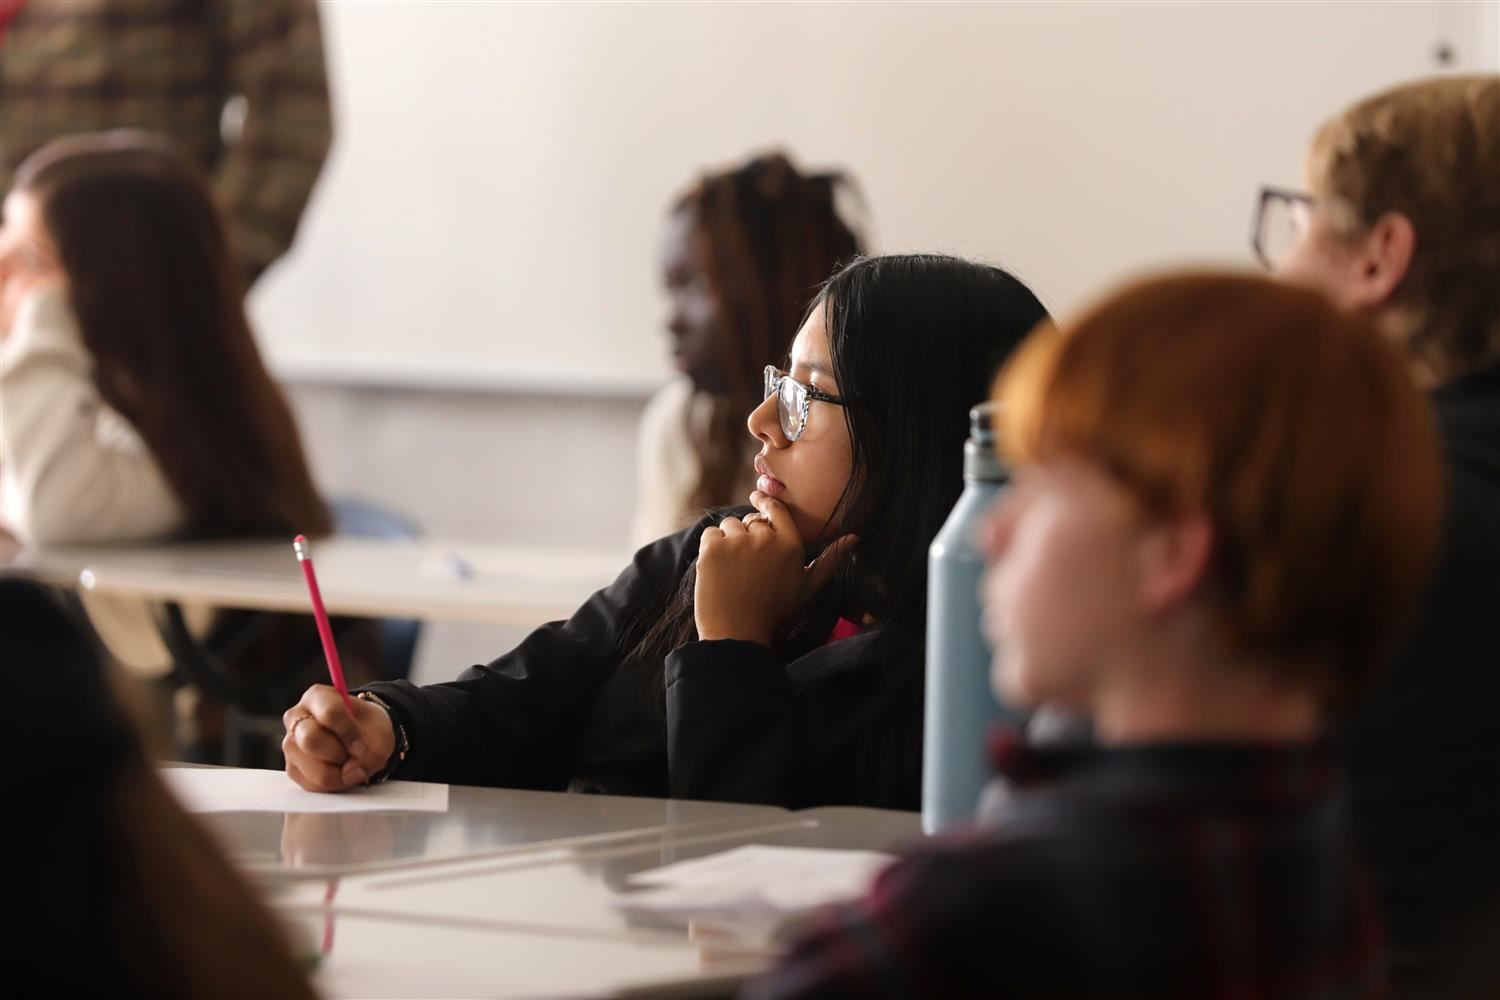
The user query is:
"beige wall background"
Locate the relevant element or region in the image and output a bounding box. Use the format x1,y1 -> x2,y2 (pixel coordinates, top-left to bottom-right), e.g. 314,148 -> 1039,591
259,1 -> 1496,682
256,0 -> 1491,389
1484,0 -> 1500,69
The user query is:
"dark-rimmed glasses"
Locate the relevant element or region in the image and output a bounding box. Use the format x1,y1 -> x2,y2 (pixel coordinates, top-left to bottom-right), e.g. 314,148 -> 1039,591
1251,186 -> 1317,270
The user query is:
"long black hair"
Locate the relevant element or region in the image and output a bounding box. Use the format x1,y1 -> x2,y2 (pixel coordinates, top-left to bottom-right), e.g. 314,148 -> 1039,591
813,253 -> 1051,637
622,253 -> 1049,803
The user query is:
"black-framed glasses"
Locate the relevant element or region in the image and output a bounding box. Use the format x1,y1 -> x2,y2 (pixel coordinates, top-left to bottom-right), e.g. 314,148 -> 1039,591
764,365 -> 846,442
1251,186 -> 1317,270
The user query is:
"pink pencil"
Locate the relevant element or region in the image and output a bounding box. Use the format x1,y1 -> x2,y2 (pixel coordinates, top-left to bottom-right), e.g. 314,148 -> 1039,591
293,535 -> 357,719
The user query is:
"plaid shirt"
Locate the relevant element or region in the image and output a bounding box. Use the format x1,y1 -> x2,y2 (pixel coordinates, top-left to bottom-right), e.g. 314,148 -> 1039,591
0,0 -> 331,282
747,736 -> 1382,1000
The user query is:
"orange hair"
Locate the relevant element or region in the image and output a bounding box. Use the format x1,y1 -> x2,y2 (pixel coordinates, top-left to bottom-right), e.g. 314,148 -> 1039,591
997,271 -> 1444,699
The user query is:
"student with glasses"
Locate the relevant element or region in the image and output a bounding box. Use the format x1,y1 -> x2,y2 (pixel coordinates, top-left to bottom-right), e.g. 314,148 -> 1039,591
1252,74 -> 1500,997
282,254 -> 1049,809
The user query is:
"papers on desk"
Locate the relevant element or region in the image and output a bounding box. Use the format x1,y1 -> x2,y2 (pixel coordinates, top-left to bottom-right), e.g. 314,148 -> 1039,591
613,845 -> 893,949
162,767 -> 449,814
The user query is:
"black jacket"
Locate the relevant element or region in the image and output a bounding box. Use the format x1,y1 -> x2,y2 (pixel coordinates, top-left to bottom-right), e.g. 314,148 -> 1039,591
1340,362 -> 1500,996
361,510 -> 923,810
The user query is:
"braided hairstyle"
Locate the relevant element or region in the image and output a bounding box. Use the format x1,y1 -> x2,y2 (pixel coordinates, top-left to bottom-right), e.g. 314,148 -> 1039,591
670,152 -> 864,511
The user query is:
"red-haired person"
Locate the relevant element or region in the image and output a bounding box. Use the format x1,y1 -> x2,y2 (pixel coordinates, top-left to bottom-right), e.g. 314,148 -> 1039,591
747,272 -> 1444,999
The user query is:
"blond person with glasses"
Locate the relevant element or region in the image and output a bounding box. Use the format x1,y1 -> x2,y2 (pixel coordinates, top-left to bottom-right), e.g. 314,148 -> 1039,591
1253,74 -> 1500,998
283,255 -> 1049,812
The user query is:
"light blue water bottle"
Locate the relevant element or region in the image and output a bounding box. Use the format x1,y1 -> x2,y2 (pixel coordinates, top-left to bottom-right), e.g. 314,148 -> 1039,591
923,402 -> 1017,833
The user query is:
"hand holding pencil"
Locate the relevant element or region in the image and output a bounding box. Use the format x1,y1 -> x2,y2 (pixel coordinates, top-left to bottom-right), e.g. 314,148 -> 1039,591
282,535 -> 397,792
293,535 -> 357,717
283,684 -> 395,792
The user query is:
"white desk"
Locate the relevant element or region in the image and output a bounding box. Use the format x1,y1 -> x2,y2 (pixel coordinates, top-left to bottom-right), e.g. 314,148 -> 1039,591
167,764 -> 923,998
0,535 -> 90,589
271,804 -> 922,999
4,536 -> 626,625
178,770 -> 796,883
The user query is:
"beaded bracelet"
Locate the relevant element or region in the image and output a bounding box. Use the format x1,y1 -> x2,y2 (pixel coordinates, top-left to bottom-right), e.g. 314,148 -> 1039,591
354,690 -> 410,785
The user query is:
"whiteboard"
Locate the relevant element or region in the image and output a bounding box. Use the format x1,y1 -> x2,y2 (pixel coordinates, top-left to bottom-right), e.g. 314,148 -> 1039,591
251,0 -> 1490,395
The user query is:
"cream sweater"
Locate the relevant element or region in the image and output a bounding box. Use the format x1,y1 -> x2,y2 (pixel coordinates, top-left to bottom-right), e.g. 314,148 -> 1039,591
0,286 -> 211,674
628,377 -> 758,549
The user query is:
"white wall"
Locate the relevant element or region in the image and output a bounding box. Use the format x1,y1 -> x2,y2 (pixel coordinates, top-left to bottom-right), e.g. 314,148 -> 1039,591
288,382 -> 640,549
1484,0 -> 1500,70
282,381 -> 644,683
269,0 -> 1494,682
274,0 -> 1497,549
255,0 -> 1482,393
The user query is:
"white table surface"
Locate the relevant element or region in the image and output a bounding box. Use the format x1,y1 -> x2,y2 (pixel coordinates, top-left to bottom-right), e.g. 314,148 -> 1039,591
167,763 -> 924,999
282,910 -> 759,1000
169,766 -> 797,882
4,536 -> 627,625
269,802 -> 922,999
0,535 -> 86,588
167,767 -> 924,995
168,766 -> 844,996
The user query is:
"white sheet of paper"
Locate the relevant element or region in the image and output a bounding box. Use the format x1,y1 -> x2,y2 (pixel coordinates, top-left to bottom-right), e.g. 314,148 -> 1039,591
615,845 -> 892,929
161,767 -> 449,814
629,844 -> 892,890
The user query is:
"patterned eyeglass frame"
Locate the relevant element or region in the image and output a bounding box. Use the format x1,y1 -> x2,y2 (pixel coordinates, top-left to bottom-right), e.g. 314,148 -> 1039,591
763,365 -> 847,442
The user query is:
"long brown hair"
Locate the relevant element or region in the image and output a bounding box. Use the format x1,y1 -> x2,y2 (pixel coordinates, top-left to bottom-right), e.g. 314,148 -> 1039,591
9,578 -> 318,998
674,152 -> 864,510
15,131 -> 330,539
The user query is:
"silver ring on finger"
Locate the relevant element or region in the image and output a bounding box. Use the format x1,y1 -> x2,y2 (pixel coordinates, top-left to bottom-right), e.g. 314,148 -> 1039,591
744,512 -> 769,527
288,715 -> 310,738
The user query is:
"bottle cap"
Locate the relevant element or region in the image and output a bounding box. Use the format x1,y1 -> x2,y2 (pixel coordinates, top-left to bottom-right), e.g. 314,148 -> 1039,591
964,403 -> 1007,482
